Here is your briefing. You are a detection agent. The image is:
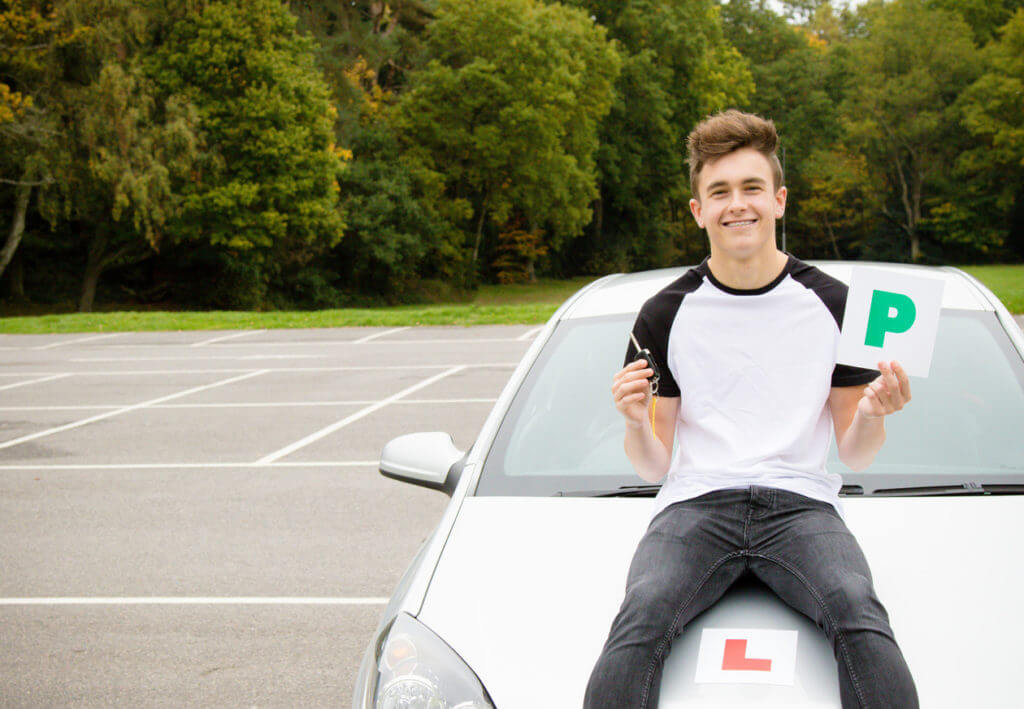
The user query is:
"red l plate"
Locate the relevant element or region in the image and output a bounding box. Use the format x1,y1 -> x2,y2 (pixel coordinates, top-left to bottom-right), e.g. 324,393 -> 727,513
721,638 -> 772,671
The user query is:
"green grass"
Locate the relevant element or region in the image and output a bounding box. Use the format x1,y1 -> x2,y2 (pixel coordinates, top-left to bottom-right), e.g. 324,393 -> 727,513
1,266 -> 1020,335
0,276 -> 601,334
956,264 -> 1024,314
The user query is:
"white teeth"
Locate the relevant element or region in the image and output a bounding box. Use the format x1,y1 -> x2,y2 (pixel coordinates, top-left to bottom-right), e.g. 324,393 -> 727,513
726,220 -> 755,226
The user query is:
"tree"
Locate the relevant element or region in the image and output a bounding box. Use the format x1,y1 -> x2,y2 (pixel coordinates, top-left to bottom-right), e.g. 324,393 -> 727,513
56,62 -> 199,311
289,0 -> 436,150
7,0 -> 209,312
148,0 -> 346,307
0,0 -> 65,288
722,0 -> 845,258
393,0 -> 620,284
954,8 -> 1024,258
926,0 -> 1022,45
800,146 -> 880,259
491,218 -> 547,284
841,0 -> 981,261
290,5 -> 451,301
330,116 -> 455,300
565,0 -> 752,273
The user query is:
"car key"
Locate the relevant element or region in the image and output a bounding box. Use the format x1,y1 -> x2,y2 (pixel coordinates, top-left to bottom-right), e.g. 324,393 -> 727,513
629,332 -> 660,396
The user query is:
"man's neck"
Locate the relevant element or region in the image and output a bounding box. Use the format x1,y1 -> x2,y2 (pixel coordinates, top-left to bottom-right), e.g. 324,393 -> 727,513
706,249 -> 789,290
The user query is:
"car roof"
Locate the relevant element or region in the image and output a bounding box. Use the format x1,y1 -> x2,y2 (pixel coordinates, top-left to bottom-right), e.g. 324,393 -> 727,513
562,261 -> 993,319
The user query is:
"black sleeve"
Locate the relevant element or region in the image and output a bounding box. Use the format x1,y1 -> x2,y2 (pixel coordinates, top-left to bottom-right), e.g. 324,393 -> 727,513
788,260 -> 881,388
831,363 -> 879,388
623,307 -> 681,398
830,295 -> 880,387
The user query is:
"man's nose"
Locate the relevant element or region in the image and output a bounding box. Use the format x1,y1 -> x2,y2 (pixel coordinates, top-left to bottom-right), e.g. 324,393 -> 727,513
727,190 -> 748,211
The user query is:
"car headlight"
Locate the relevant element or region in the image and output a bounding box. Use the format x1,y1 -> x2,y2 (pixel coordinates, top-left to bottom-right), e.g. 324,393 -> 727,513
368,612 -> 494,709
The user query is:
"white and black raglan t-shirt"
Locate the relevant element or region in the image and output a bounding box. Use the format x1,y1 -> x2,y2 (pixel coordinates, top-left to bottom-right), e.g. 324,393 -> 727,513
624,253 -> 878,519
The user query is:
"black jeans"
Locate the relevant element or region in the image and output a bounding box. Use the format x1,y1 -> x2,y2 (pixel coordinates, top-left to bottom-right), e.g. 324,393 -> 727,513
583,486 -> 918,708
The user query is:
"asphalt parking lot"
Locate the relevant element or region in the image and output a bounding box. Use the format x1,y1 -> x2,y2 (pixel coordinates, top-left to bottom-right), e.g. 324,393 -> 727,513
0,325 -> 539,707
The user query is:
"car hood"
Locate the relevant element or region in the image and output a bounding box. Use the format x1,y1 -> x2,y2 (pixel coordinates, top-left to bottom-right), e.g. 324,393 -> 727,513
418,496 -> 1024,708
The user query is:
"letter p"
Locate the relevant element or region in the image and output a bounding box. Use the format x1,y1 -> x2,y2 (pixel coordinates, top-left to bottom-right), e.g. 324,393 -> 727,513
865,290 -> 916,348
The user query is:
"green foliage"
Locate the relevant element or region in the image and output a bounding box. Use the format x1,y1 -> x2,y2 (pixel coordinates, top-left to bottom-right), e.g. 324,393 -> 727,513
925,0 -> 1022,45
393,0 -> 621,283
331,121 -> 456,301
0,0 -> 58,124
954,9 -> 1024,258
841,0 -> 981,261
147,0 -> 345,305
4,0 -> 1023,314
0,0 -> 66,293
73,63 -> 198,250
960,8 -> 1024,171
565,0 -> 752,273
800,146 -> 881,258
4,0 -> 205,311
722,0 -> 845,257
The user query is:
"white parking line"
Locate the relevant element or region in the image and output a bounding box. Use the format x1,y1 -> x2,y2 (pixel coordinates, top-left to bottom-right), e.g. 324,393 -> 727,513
31,333 -> 119,350
0,364 -> 517,376
517,326 -> 544,341
0,398 -> 498,412
71,341 -> 524,359
190,330 -> 266,347
0,373 -> 71,392
63,338 -> 526,348
0,370 -> 269,451
256,365 -> 468,464
71,355 -> 327,362
0,461 -> 378,470
353,327 -> 410,343
0,597 -> 388,605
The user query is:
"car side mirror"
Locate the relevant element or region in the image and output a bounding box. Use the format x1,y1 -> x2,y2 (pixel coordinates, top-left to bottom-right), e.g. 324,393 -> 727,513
379,432 -> 467,496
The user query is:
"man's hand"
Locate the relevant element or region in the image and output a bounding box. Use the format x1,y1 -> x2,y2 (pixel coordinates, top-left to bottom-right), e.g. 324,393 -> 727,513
858,360 -> 912,419
612,359 -> 653,429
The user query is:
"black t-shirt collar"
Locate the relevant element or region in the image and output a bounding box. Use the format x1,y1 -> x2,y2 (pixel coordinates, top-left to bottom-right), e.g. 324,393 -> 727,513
697,252 -> 795,296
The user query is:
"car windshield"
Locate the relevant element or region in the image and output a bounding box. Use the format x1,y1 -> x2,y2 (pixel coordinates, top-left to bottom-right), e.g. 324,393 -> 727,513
476,309 -> 1024,496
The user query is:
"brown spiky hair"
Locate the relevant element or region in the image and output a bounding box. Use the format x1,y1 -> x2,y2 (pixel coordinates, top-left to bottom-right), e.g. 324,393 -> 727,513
687,109 -> 783,198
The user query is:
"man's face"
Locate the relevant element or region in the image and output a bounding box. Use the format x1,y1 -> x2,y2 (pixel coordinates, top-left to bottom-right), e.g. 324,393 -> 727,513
689,147 -> 787,262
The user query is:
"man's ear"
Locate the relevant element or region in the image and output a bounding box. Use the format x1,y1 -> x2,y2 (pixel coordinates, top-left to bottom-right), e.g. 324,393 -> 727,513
775,185 -> 787,219
689,197 -> 704,229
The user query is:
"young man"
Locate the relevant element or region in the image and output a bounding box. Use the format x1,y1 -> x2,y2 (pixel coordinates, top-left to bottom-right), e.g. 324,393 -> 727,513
583,110 -> 918,708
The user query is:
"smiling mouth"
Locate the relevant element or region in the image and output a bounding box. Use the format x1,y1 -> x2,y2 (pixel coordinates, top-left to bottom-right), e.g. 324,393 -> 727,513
723,219 -> 757,227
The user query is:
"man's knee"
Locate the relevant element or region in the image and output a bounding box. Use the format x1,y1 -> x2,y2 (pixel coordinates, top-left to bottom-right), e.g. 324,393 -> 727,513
622,573 -> 680,626
823,573 -> 892,635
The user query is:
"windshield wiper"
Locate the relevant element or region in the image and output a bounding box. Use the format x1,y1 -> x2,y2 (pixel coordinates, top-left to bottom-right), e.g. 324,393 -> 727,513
554,485 -> 661,498
555,484 -> 869,498
870,483 -> 1024,497
552,483 -> 1024,498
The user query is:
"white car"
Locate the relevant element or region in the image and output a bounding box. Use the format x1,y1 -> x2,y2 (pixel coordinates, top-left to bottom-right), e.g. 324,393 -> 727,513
352,262 -> 1024,708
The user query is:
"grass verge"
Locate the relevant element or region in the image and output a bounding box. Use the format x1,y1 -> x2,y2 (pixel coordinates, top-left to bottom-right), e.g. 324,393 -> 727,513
956,264 -> 1024,314
0,277 -> 600,333
1,267 -> 1019,334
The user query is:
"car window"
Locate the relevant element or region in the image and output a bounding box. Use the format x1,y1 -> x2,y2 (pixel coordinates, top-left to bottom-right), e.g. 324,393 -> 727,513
476,310 -> 1024,495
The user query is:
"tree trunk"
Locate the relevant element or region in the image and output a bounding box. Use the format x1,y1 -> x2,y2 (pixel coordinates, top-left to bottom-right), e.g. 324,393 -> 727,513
0,182 -> 31,281
78,232 -> 108,312
823,214 -> 841,259
4,251 -> 25,300
471,193 -> 489,265
910,171 -> 923,262
79,262 -> 102,312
